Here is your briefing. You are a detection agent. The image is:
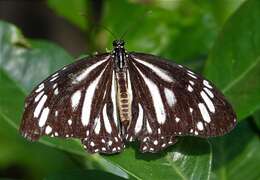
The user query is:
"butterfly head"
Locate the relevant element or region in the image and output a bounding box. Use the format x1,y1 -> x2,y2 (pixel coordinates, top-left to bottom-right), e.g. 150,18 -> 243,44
113,40 -> 125,49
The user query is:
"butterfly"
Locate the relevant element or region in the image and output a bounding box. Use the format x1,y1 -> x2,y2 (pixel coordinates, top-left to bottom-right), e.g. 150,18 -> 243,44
20,40 -> 237,154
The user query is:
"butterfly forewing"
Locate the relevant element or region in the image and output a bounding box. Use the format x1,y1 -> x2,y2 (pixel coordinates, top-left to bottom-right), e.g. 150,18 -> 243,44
125,52 -> 236,152
20,54 -> 124,153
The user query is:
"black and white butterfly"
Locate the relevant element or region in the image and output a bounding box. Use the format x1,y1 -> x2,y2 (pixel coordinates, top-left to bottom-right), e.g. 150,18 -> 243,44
20,40 -> 237,154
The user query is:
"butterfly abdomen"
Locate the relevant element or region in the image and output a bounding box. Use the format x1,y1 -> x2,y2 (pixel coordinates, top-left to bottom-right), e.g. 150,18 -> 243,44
115,70 -> 132,131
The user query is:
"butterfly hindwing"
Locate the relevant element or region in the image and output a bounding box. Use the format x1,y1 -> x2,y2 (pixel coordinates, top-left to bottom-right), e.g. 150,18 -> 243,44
125,52 -> 236,152
20,53 -> 124,154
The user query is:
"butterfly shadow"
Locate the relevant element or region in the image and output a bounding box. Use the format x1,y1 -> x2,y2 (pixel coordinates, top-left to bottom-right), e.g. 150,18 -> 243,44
130,136 -> 211,162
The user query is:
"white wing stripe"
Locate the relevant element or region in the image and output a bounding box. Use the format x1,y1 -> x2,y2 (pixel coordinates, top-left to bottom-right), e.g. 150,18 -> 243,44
34,95 -> 47,118
71,90 -> 81,110
135,65 -> 166,124
75,56 -> 109,83
94,116 -> 101,134
111,71 -> 119,127
38,107 -> 50,127
201,91 -> 215,113
134,104 -> 143,134
133,57 -> 174,82
81,68 -> 106,126
198,103 -> 211,123
103,104 -> 112,134
164,88 -> 177,107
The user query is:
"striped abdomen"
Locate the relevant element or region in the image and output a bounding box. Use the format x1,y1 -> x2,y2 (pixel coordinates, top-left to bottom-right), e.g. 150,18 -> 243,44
115,70 -> 132,131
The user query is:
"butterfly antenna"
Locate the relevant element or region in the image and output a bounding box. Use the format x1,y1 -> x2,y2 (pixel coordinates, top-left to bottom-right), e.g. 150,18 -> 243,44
119,10 -> 152,40
79,12 -> 118,40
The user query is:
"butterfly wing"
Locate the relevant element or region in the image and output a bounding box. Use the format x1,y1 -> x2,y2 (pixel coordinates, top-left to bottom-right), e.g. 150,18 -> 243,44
20,53 -> 124,154
126,52 -> 237,153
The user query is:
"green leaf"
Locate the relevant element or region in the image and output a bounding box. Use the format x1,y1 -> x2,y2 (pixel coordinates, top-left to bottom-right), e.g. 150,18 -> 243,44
45,169 -> 125,180
0,20 -> 213,180
100,0 -> 218,64
205,0 -> 260,120
0,21 -> 73,92
253,110 -> 260,130
47,0 -> 88,30
211,120 -> 260,180
210,0 -> 247,25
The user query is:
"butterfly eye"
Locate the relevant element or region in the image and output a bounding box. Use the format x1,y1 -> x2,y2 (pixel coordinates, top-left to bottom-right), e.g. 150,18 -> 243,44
20,40 -> 237,154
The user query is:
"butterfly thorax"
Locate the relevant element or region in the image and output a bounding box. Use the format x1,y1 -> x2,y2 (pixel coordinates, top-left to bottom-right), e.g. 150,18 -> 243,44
113,40 -> 132,133
113,40 -> 126,70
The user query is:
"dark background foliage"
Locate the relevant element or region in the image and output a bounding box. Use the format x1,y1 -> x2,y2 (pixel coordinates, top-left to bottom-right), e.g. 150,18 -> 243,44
0,0 -> 259,180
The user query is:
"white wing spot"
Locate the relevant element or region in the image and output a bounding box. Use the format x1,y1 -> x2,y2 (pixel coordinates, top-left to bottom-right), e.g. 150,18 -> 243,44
134,104 -> 143,134
197,121 -> 204,131
55,111 -> 58,117
158,128 -> 161,134
71,90 -> 81,110
68,119 -> 72,125
39,107 -> 49,127
34,95 -> 47,118
164,88 -> 177,107
189,107 -> 193,113
143,137 -> 148,142
162,143 -> 166,147
108,140 -> 113,146
189,80 -> 195,86
103,104 -> 112,134
201,91 -> 215,113
175,117 -> 180,123
45,125 -> 52,134
54,88 -> 59,95
203,80 -> 213,89
154,140 -> 158,145
52,83 -> 57,89
187,85 -> 193,92
90,141 -> 95,147
143,146 -> 147,151
134,57 -> 174,82
198,103 -> 211,123
54,132 -> 58,136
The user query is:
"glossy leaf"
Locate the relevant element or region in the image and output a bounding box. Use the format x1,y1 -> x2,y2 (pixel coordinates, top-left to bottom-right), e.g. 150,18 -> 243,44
0,21 -> 73,92
211,120 -> 260,180
0,21 -> 213,180
205,0 -> 260,120
45,169 -> 125,180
